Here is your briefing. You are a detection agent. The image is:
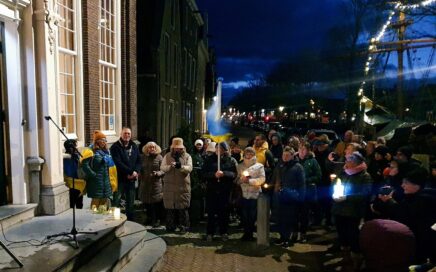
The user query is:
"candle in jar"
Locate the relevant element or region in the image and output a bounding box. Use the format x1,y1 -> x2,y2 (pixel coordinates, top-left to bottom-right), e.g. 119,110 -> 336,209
332,178 -> 345,198
114,208 -> 121,220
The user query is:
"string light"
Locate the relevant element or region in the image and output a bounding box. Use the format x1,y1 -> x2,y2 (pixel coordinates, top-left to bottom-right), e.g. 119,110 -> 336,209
357,0 -> 435,98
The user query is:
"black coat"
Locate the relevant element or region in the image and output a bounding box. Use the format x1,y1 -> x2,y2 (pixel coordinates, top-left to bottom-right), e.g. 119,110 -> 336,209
202,154 -> 238,197
274,160 -> 306,202
110,140 -> 141,184
373,189 -> 436,262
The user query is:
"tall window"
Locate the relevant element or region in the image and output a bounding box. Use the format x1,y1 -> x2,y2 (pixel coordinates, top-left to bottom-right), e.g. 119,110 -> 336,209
99,0 -> 117,131
164,34 -> 170,84
57,0 -> 77,135
173,43 -> 178,87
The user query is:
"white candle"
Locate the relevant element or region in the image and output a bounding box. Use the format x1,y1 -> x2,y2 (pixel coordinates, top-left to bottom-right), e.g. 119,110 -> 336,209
333,178 -> 345,198
114,208 -> 121,220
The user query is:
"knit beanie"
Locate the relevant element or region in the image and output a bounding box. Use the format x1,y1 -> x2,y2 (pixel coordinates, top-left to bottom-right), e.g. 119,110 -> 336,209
93,130 -> 106,142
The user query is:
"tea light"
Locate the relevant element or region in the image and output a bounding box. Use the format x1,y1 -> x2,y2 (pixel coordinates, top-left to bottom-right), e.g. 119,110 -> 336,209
92,205 -> 97,212
242,170 -> 249,177
332,178 -> 345,198
263,183 -> 269,189
114,208 -> 121,220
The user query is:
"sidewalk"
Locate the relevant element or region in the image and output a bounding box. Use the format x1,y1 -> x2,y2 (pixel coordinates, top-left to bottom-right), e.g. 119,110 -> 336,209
141,221 -> 354,272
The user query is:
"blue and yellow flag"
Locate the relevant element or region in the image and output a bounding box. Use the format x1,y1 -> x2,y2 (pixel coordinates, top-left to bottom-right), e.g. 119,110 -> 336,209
205,78 -> 231,143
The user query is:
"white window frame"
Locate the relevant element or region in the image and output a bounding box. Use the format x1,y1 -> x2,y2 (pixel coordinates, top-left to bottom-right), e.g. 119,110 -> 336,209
98,0 -> 121,140
56,0 -> 84,142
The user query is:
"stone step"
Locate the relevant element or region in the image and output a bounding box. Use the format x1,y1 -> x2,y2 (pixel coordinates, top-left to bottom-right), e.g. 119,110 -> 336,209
0,208 -> 126,271
77,221 -> 148,272
120,231 -> 166,272
0,204 -> 38,231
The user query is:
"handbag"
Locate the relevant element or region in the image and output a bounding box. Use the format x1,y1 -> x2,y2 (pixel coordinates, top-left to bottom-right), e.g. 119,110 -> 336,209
278,187 -> 299,204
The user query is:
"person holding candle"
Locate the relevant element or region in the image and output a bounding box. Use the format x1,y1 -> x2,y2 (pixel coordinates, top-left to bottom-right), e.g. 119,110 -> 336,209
202,141 -> 238,242
331,151 -> 372,270
236,147 -> 266,241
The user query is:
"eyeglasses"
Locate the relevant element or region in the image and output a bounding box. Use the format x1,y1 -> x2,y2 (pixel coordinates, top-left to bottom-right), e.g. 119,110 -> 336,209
97,139 -> 107,143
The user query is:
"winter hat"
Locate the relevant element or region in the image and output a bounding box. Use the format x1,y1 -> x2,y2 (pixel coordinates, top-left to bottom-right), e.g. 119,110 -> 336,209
219,141 -> 230,152
93,130 -> 106,142
206,142 -> 216,153
194,139 -> 204,147
403,167 -> 428,187
375,146 -> 389,157
346,151 -> 365,164
171,137 -> 185,149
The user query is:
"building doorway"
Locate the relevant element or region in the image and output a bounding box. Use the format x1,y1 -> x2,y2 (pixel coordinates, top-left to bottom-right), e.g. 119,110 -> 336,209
0,22 -> 10,206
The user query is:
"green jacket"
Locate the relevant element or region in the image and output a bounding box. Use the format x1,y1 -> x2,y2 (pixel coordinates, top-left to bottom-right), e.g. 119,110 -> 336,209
82,149 -> 113,199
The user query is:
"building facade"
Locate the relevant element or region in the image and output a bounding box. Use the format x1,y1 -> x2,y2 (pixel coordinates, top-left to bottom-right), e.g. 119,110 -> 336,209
0,0 -> 136,215
137,0 -> 212,149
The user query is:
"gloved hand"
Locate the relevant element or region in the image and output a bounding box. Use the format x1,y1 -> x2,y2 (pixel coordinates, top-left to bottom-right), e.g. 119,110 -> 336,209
175,162 -> 181,169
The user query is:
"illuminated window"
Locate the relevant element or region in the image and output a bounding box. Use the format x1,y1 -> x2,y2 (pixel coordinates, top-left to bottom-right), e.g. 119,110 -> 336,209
57,0 -> 77,135
99,0 -> 118,132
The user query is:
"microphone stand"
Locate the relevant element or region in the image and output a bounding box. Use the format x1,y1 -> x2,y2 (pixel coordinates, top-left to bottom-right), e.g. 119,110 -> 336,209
0,240 -> 23,267
44,116 -> 97,249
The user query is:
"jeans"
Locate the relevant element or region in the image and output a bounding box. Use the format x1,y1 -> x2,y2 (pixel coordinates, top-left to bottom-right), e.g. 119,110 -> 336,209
241,198 -> 257,236
113,180 -> 136,220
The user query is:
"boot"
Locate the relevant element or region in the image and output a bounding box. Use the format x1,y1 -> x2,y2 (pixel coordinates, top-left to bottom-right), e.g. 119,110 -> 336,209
350,252 -> 363,272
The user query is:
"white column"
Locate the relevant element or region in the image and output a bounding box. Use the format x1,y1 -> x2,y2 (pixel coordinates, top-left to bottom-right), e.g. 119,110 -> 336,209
34,0 -> 69,214
4,19 -> 27,204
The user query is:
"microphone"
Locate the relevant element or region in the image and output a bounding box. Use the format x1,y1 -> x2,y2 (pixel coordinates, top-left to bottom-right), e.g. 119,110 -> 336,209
44,116 -> 51,121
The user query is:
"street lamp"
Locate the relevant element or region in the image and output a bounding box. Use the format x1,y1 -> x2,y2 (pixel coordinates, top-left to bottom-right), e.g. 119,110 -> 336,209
279,106 -> 284,112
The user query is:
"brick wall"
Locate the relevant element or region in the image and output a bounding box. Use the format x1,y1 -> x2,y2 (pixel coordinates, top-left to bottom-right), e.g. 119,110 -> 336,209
121,0 -> 138,138
82,0 -> 100,144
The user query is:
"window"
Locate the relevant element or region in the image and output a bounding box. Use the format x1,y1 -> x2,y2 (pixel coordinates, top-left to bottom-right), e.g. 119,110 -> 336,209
99,0 -> 118,132
57,0 -> 77,135
173,43 -> 178,88
188,53 -> 192,89
192,58 -> 196,92
183,48 -> 187,86
164,34 -> 170,84
170,0 -> 176,29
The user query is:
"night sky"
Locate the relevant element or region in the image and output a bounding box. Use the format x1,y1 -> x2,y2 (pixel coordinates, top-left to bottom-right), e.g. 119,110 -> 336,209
197,0 -> 344,104
197,0 -> 436,105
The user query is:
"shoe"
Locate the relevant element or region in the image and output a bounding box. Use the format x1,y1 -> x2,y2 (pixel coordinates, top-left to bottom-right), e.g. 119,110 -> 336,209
273,238 -> 284,246
205,235 -> 213,242
166,227 -> 175,232
282,240 -> 293,248
221,233 -> 229,242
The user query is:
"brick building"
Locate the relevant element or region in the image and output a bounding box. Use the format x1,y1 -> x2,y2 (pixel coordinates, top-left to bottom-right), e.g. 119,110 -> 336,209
0,0 -> 136,214
137,0 -> 214,149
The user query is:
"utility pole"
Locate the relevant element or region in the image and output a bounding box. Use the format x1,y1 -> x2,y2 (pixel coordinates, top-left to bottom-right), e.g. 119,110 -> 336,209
397,7 -> 406,119
369,3 -> 436,120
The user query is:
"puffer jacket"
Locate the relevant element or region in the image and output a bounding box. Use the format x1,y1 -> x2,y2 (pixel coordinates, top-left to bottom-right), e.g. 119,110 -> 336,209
139,153 -> 164,204
82,149 -> 113,199
161,151 -> 192,209
236,160 -> 265,199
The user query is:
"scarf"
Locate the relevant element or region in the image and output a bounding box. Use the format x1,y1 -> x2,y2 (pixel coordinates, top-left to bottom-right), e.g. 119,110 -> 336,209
344,162 -> 367,176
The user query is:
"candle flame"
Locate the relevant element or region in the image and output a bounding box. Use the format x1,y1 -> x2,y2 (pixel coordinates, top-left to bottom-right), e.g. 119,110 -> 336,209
242,171 -> 249,177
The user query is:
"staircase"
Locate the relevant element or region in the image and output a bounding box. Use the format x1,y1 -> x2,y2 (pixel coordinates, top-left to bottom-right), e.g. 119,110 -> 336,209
0,208 -> 166,271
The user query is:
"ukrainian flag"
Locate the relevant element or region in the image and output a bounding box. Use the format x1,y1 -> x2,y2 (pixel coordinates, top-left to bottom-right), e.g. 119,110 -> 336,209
205,78 -> 231,143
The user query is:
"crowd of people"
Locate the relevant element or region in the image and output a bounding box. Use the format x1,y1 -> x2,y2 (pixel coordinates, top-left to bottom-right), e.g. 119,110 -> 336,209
62,127 -> 436,271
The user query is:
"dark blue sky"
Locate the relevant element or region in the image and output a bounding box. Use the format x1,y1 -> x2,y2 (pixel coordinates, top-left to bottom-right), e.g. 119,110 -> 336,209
197,0 -> 343,104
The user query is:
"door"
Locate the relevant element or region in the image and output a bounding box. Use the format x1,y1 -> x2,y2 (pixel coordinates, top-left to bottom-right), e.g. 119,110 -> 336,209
0,22 -> 9,206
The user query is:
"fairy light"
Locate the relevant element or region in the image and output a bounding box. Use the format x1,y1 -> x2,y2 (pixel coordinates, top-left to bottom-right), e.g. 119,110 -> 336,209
357,0 -> 435,98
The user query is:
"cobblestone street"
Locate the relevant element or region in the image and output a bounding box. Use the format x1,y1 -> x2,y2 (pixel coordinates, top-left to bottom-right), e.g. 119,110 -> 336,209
143,221 -> 353,272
